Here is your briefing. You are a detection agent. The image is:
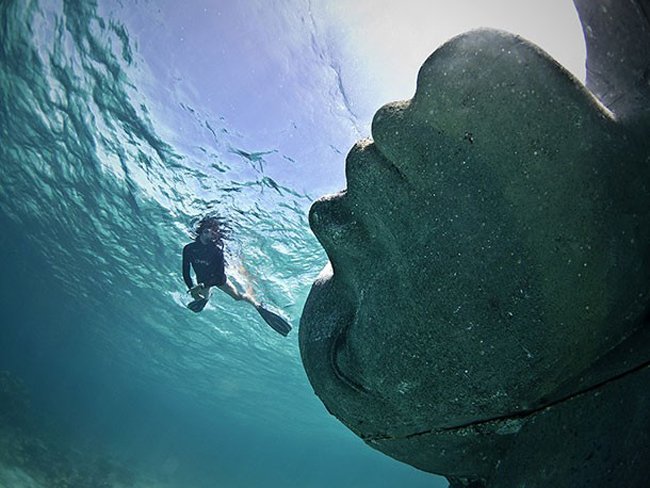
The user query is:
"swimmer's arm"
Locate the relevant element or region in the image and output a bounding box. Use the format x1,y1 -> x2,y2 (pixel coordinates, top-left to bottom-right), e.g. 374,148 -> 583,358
182,246 -> 194,290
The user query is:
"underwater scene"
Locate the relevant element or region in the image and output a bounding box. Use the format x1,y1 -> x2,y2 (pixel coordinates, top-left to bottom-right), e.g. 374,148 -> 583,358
0,0 -> 586,487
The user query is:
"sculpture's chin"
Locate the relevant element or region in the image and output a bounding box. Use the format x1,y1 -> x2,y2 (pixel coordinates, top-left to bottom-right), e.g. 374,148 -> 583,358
300,265 -> 403,436
300,274 -> 518,479
299,267 -> 362,396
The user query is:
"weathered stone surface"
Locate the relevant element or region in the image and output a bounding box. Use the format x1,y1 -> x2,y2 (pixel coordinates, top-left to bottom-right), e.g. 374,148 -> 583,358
300,1 -> 650,486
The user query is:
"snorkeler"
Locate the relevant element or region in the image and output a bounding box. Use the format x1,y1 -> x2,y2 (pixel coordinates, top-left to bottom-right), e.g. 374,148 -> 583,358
182,215 -> 292,336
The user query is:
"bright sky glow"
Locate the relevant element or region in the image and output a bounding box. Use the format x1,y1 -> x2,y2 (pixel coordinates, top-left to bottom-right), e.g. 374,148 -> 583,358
120,0 -> 587,195
319,0 -> 586,111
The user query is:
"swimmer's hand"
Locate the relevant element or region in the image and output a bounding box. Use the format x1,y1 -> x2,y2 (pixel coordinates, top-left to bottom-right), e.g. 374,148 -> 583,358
189,284 -> 209,301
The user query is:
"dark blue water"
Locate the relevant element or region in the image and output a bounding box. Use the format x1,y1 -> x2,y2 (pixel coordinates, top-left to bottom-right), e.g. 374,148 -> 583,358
0,0 -> 444,486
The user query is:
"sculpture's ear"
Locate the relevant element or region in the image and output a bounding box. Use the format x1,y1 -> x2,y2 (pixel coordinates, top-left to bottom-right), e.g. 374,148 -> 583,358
574,0 -> 650,123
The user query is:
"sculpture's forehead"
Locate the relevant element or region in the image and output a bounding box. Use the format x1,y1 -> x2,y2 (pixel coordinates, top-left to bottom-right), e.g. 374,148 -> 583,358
414,29 -> 596,112
372,30 -> 611,169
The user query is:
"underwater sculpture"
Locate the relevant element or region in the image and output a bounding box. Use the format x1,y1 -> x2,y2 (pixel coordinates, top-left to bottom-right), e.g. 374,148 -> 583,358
300,1 -> 650,487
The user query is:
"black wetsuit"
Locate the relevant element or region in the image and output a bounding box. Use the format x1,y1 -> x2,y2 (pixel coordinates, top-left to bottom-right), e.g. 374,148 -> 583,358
182,240 -> 227,290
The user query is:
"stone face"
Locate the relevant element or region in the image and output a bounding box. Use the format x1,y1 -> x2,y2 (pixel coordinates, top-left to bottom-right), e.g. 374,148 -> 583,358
300,1 -> 650,486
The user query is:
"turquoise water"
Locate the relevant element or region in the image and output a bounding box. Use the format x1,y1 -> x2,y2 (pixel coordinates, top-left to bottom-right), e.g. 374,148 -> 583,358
0,0 -> 443,486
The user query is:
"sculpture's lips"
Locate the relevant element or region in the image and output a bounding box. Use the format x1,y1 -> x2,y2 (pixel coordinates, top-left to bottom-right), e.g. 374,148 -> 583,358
307,140 -> 409,270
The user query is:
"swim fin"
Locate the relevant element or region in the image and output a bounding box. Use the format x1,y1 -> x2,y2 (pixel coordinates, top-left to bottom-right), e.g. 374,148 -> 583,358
187,298 -> 208,313
256,305 -> 292,336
